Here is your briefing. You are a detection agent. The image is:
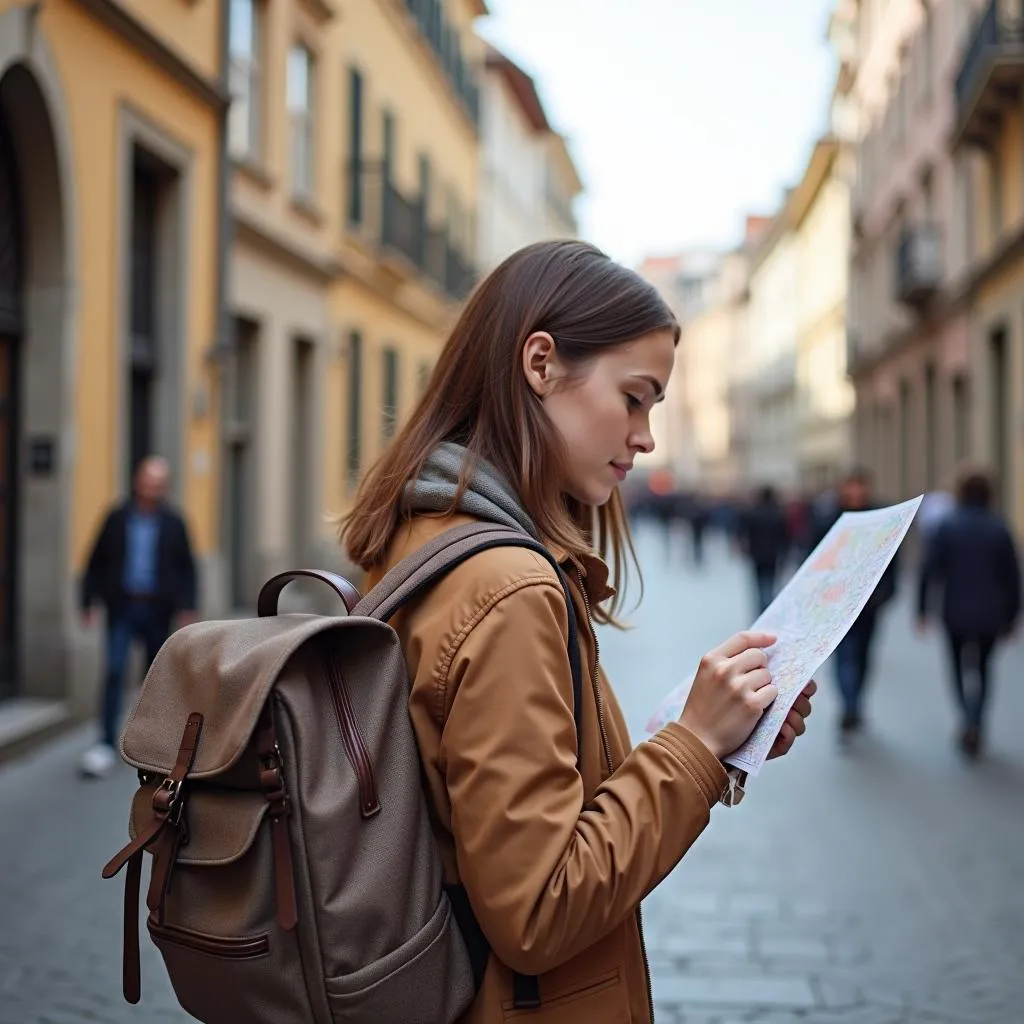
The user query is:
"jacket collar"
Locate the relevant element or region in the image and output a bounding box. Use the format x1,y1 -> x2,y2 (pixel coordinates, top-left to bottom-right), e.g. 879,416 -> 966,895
546,540 -> 616,604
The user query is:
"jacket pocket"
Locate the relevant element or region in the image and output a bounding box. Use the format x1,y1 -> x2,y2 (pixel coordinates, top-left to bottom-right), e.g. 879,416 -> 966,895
325,895 -> 475,1024
500,968 -> 625,1021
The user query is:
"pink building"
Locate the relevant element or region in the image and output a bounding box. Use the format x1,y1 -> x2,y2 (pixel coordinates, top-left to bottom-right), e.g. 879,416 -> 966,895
843,0 -> 975,500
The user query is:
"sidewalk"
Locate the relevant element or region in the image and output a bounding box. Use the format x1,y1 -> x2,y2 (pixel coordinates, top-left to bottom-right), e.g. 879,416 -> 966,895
605,524 -> 1024,1024
0,525 -> 1022,1023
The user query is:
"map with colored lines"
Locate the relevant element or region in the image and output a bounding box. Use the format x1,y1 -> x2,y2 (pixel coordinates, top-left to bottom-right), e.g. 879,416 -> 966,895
646,496 -> 922,777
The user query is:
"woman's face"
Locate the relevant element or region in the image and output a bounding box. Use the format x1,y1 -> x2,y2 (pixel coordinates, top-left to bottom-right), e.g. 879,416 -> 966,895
523,329 -> 675,506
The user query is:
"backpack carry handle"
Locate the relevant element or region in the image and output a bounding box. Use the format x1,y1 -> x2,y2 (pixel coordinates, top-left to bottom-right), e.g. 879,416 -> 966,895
257,569 -> 361,617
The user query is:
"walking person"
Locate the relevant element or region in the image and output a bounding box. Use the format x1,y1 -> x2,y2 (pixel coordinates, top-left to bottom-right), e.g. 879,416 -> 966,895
342,240 -> 816,1023
810,466 -> 898,741
917,468 -> 1021,759
737,485 -> 792,615
79,456 -> 198,777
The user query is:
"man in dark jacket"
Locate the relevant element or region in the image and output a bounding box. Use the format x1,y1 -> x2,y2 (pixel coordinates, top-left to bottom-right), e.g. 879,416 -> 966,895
737,485 -> 792,614
810,466 -> 899,740
79,456 -> 197,776
917,469 -> 1021,758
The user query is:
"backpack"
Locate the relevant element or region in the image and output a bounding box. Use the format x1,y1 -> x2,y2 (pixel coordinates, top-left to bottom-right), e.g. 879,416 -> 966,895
102,522 -> 584,1023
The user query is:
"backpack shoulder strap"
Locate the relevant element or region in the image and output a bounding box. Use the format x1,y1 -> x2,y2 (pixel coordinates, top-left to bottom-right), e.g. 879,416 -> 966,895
352,521 -> 584,762
355,521 -> 586,1013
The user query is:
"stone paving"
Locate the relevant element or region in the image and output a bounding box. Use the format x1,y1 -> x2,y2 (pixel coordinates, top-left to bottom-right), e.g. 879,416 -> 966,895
605,525 -> 1024,1024
1,524 -> 1023,1022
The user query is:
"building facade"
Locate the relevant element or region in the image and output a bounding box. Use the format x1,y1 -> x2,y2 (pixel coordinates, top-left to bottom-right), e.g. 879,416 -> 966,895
222,0 -> 485,608
743,215 -> 801,492
637,252 -> 722,486
792,136 -> 855,491
0,0 -> 226,740
952,0 -> 1024,534
477,46 -> 580,271
844,0 -> 974,506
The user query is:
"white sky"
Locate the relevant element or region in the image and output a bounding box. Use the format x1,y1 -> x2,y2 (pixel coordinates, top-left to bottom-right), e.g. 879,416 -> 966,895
478,0 -> 838,267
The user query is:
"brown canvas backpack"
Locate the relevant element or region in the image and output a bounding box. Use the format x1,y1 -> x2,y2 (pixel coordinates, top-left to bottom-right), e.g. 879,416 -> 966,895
102,522 -> 583,1023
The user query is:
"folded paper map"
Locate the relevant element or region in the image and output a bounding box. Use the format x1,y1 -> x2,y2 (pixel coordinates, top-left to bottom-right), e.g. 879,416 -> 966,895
645,495 -> 923,778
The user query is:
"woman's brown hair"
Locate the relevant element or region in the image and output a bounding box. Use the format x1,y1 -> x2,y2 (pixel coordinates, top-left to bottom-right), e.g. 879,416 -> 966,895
341,239 -> 680,623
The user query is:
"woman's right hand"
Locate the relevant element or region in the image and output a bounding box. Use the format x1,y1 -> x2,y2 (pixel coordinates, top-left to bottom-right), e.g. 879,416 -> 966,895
678,631 -> 778,759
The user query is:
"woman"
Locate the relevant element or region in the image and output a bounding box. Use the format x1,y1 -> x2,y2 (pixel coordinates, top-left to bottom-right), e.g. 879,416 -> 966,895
918,467 -> 1021,759
342,241 -> 815,1023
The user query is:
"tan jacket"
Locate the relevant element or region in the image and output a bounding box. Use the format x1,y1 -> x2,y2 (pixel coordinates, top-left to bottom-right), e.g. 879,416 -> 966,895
365,514 -> 729,1023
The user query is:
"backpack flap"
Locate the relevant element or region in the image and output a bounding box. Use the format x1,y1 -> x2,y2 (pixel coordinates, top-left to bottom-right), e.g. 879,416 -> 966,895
130,783 -> 270,867
119,613 -> 361,777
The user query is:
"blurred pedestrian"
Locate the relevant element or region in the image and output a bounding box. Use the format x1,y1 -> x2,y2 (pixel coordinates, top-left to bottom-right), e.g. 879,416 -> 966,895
738,485 -> 792,615
917,486 -> 954,554
917,468 -> 1021,759
688,492 -> 710,567
810,466 -> 899,740
79,456 -> 198,778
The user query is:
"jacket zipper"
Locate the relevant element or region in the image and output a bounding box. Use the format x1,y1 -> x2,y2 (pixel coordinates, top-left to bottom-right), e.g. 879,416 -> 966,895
574,567 -> 613,777
326,652 -> 381,817
573,566 -> 654,1022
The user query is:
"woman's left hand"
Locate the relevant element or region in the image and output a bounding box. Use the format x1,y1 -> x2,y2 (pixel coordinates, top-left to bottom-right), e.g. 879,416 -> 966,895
766,680 -> 816,760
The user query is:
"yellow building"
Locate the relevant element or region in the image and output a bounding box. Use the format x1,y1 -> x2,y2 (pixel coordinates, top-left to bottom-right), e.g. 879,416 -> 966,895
952,0 -> 1024,535
0,0 -> 225,739
223,0 -> 484,605
791,137 -> 854,491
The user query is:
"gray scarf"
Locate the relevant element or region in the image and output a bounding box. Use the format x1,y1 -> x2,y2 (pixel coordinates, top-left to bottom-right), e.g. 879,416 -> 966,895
404,442 -> 539,539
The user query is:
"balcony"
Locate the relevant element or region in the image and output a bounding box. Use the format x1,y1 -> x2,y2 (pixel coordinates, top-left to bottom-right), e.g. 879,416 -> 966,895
954,0 -> 1024,148
347,161 -> 477,302
403,0 -> 481,130
895,224 -> 942,308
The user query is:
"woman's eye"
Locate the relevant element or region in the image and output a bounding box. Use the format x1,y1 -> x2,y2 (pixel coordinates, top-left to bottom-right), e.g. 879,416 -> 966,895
625,394 -> 643,410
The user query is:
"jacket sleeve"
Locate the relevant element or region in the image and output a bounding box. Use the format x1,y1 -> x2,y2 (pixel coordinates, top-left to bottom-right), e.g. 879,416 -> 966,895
439,579 -> 728,976
997,525 -> 1021,627
80,513 -> 114,611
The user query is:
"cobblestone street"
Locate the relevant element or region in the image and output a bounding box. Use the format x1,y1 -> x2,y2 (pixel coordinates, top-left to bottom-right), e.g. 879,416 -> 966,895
2,524 -> 1023,1022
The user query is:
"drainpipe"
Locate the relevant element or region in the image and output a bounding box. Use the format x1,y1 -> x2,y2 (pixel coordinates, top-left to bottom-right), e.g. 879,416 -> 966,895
214,0 -> 232,362
211,0 -> 233,608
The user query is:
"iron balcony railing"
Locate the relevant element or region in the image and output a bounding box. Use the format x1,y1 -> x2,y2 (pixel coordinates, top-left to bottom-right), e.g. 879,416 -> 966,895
403,0 -> 480,129
955,0 -> 1024,111
347,161 -> 477,302
895,223 -> 942,308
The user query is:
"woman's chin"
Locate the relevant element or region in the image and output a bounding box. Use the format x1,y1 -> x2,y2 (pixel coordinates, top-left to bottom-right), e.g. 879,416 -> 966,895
565,481 -> 615,508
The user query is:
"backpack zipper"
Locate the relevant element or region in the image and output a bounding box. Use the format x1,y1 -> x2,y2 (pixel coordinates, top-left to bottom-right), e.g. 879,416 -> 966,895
573,565 -> 655,1024
325,652 -> 381,818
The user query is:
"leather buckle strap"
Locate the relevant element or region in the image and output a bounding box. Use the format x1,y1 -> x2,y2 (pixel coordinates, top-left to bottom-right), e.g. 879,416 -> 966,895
101,712 -> 204,1007
257,704 -> 298,931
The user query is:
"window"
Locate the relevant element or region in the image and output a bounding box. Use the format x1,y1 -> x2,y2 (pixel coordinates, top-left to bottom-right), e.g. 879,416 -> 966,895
952,374 -> 970,463
921,166 -> 934,221
229,0 -> 263,159
346,331 -> 362,485
382,347 -> 399,442
922,3 -> 934,103
989,150 -> 1003,242
288,44 -> 316,202
347,68 -> 364,225
898,379 -> 912,496
382,110 -> 395,177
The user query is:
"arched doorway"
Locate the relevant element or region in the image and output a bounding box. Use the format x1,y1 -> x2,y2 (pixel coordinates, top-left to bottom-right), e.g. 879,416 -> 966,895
0,94 -> 22,698
0,31 -> 72,705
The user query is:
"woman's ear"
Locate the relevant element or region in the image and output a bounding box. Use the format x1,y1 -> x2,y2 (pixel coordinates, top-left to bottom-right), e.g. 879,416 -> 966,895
522,331 -> 560,397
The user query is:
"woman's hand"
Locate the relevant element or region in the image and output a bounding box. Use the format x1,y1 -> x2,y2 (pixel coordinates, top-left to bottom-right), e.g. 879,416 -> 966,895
678,631 -> 778,760
766,680 -> 816,760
